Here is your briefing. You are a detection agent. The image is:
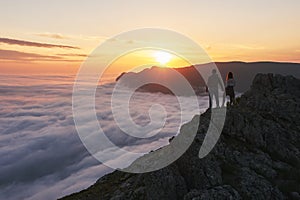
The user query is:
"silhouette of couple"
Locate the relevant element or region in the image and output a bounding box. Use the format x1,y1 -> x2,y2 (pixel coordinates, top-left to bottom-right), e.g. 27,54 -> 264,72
207,69 -> 235,108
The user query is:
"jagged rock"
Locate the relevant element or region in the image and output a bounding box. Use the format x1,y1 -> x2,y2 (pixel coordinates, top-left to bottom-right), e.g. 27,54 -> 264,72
61,74 -> 300,200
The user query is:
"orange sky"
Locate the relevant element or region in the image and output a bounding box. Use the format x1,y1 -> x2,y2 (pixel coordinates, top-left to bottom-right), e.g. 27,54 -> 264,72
1,0 -> 300,74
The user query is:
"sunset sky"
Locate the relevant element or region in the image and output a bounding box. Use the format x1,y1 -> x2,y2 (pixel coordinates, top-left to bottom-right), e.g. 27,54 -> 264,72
1,0 -> 300,74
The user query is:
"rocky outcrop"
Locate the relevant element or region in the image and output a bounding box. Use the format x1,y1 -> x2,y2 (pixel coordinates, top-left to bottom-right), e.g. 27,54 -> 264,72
61,73 -> 300,200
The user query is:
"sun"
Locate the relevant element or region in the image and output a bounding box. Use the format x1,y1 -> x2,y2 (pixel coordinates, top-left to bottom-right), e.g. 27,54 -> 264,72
153,51 -> 172,65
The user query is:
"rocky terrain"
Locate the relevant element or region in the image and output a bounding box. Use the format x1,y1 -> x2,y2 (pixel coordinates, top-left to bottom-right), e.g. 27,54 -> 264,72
61,73 -> 300,200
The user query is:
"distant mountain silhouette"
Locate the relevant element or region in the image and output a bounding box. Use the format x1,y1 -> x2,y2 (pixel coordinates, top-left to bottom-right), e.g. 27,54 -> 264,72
116,62 -> 300,94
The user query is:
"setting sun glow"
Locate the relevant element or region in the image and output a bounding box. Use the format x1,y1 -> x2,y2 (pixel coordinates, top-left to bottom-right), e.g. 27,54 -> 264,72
154,51 -> 172,65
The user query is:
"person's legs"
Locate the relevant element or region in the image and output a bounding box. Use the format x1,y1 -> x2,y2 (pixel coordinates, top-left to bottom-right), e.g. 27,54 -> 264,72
228,87 -> 235,106
209,90 -> 220,108
209,92 -> 212,108
230,95 -> 234,105
215,91 -> 219,107
222,92 -> 226,107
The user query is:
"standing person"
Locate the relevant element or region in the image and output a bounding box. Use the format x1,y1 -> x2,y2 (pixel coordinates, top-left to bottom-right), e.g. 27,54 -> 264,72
207,69 -> 224,108
225,72 -> 236,106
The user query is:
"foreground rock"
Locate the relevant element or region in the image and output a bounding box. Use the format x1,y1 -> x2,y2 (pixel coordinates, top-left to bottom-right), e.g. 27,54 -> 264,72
61,73 -> 300,200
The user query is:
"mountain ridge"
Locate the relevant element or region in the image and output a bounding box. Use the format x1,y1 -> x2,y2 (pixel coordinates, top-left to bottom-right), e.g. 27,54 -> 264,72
116,61 -> 300,95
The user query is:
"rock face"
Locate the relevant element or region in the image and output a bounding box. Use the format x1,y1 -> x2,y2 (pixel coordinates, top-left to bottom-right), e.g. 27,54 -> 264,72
61,74 -> 300,200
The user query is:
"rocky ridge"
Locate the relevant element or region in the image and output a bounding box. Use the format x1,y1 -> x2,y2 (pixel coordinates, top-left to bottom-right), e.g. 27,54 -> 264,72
61,73 -> 300,200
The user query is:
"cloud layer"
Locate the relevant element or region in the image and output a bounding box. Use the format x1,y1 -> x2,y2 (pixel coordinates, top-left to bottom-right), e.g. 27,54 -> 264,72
0,49 -> 61,61
35,33 -> 69,40
0,38 -> 79,49
0,49 -> 83,62
0,74 -> 209,200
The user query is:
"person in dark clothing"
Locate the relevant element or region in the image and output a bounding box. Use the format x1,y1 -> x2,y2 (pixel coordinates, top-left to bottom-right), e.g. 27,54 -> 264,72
225,72 -> 235,105
207,69 -> 224,108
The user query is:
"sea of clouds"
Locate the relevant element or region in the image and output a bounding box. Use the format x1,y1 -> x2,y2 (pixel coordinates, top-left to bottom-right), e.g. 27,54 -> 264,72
0,74 -> 212,200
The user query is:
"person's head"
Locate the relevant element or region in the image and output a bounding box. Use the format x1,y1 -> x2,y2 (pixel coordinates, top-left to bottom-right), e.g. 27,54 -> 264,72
212,69 -> 217,74
226,72 -> 233,80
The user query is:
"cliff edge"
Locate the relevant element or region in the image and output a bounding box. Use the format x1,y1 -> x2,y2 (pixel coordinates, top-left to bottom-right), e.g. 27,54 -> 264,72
61,73 -> 300,200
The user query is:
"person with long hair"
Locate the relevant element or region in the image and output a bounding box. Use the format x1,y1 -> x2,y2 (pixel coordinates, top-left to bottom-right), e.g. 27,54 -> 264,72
226,72 -> 235,105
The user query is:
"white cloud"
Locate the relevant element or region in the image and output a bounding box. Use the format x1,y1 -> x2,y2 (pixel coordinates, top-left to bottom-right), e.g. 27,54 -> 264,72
0,74 -> 209,200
